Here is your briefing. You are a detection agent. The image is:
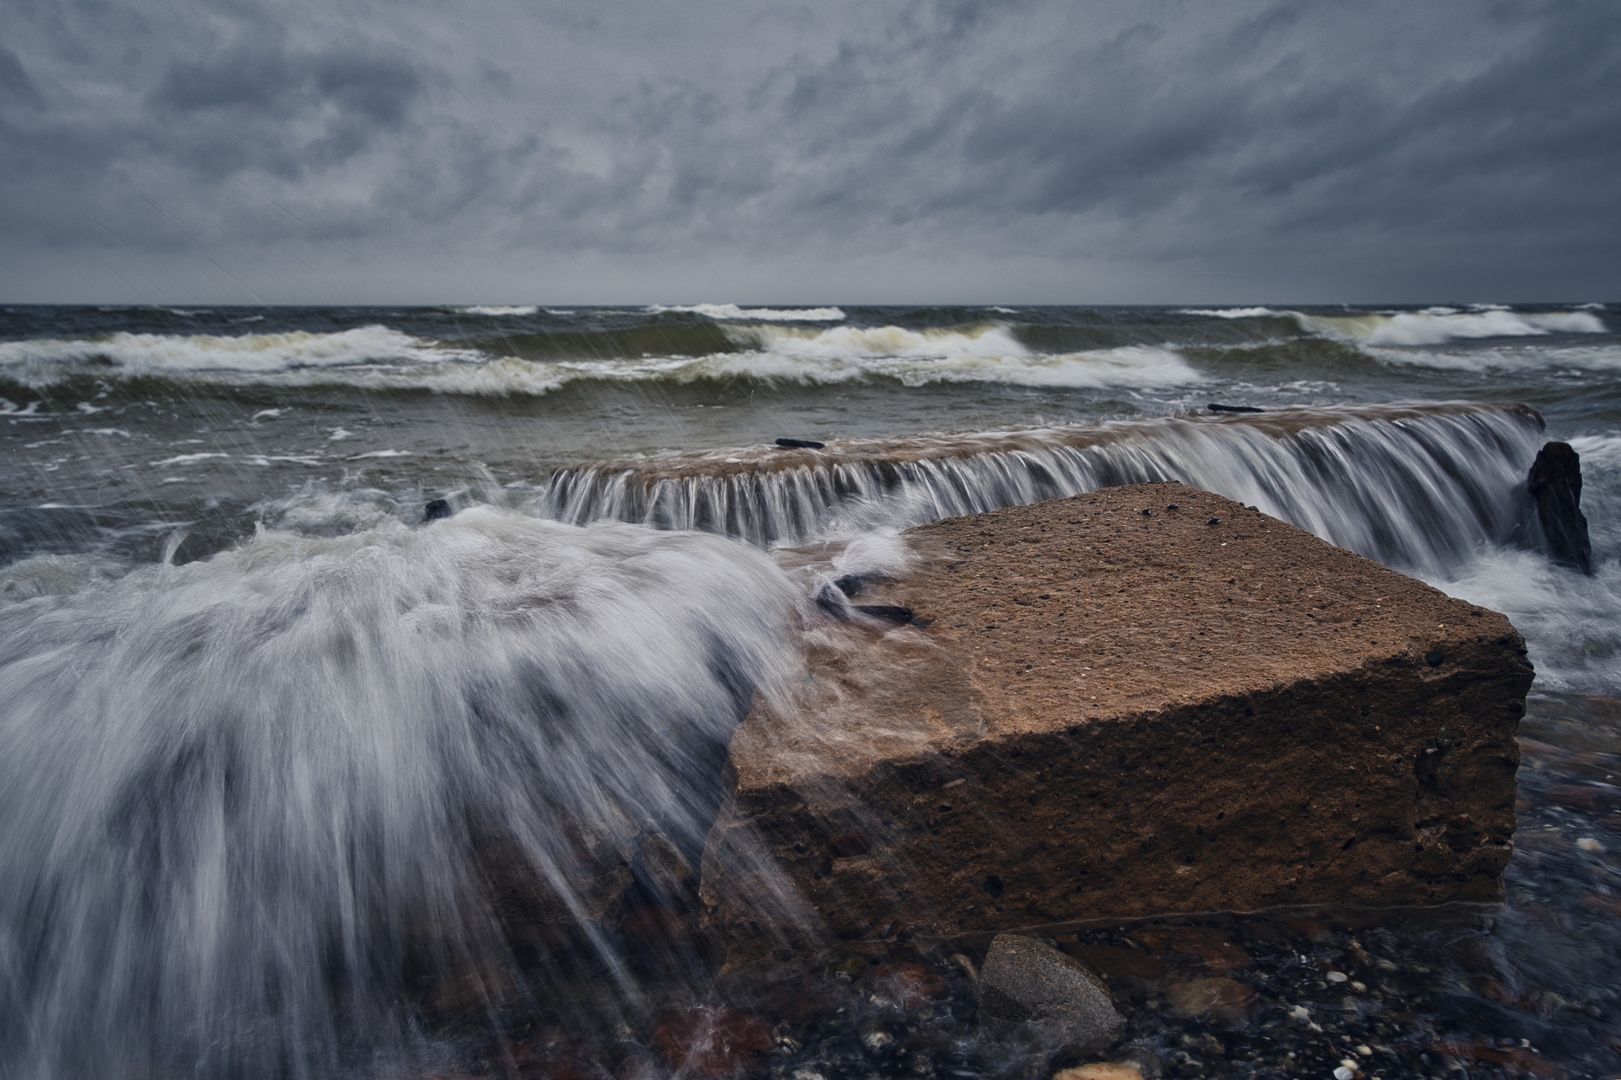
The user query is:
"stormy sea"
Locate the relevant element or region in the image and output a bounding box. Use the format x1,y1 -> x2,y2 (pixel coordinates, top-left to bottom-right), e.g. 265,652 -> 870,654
1,302 -> 1617,1079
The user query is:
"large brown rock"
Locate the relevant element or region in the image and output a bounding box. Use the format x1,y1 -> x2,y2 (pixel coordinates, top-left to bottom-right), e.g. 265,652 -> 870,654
701,482 -> 1533,958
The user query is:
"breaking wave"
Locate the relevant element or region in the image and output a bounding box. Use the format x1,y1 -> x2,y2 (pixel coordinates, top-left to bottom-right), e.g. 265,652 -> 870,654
1296,308 -> 1607,346
646,304 -> 846,322
452,305 -> 540,316
1178,307 -> 1280,319
0,326 -> 474,383
0,321 -> 1203,396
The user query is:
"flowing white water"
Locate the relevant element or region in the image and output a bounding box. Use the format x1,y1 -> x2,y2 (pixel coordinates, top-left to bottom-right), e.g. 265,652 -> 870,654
0,510 -> 800,1078
0,395 -> 1611,1078
542,404 -> 1546,578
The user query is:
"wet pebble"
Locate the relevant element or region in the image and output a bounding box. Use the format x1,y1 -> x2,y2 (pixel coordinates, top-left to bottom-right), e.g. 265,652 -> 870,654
1165,977 -> 1255,1024
1052,1064 -> 1144,1080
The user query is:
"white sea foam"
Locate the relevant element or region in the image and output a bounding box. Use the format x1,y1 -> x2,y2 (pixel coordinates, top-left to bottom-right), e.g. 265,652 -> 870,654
149,452 -> 228,467
701,342 -> 1201,390
0,326 -> 470,380
731,321 -> 1028,360
455,305 -> 540,316
0,508 -> 801,1074
648,303 -> 846,322
1296,308 -> 1607,346
1364,341 -> 1621,374
0,552 -> 124,605
1,319 -> 1203,395
1178,307 -> 1279,319
1432,549 -> 1621,693
1568,432 -> 1621,466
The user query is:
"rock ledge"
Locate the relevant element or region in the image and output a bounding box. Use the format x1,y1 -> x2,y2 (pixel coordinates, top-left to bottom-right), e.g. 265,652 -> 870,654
702,483 -> 1533,956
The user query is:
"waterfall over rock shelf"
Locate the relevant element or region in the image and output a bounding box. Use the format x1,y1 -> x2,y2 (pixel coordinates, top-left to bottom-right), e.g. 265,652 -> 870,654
540,403 -> 1545,578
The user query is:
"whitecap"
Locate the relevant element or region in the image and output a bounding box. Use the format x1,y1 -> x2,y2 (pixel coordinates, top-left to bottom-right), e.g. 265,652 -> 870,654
1178,307 -> 1278,318
455,305 -> 540,317
647,303 -> 846,322
728,321 -> 1029,361
1297,308 -> 1607,346
0,325 -> 473,380
690,340 -> 1202,391
1363,341 -> 1621,374
149,453 -> 228,467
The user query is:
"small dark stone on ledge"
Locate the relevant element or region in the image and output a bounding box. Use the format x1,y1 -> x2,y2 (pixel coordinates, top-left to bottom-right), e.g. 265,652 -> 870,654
853,604 -> 917,625
423,498 -> 453,522
1208,403 -> 1266,414
833,573 -> 876,596
775,437 -> 826,449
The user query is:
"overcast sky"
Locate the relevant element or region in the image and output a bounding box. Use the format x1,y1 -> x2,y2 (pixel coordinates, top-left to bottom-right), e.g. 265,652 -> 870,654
1,0 -> 1615,305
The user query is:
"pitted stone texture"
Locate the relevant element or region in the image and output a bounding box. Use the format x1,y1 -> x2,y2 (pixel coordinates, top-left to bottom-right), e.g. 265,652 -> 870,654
978,934 -> 1125,1057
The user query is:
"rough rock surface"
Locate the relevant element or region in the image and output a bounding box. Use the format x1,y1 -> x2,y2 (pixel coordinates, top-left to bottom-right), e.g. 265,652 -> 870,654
977,933 -> 1126,1056
1528,441 -> 1593,575
701,483 -> 1534,958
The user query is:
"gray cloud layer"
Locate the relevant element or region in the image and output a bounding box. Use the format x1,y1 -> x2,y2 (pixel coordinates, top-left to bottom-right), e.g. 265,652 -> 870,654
1,0 -> 1615,303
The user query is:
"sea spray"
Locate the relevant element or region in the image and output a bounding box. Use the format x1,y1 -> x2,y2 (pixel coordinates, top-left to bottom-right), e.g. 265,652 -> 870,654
0,509 -> 802,1078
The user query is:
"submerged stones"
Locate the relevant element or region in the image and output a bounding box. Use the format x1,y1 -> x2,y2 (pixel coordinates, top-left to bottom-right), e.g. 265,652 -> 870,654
977,934 -> 1125,1057
702,483 -> 1535,962
1528,440 -> 1593,575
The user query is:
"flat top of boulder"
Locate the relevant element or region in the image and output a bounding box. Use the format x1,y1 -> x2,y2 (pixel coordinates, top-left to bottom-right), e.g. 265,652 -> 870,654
735,482 -> 1518,783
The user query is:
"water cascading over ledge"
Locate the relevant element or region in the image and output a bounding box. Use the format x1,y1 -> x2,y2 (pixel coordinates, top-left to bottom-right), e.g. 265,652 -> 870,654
0,515 -> 805,1078
0,401 -> 1554,1078
540,402 -> 1545,576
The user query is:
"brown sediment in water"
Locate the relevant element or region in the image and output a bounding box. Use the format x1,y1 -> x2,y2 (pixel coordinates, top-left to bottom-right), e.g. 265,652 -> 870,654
702,482 -> 1535,962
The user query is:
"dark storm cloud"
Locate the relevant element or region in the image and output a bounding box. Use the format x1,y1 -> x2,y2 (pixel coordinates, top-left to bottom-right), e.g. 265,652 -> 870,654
0,0 -> 1615,302
0,49 -> 44,109
149,44 -> 422,178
